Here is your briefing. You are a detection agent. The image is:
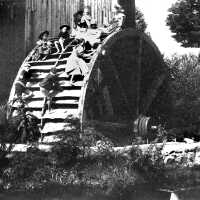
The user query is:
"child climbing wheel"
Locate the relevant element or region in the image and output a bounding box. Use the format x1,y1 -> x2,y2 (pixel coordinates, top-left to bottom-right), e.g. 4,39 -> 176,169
39,67 -> 63,126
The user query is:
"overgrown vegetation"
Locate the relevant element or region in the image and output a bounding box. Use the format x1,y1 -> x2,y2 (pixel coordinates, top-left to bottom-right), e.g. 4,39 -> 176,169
1,54 -> 200,196
166,0 -> 200,47
135,7 -> 147,32
166,54 -> 200,126
1,142 -> 168,197
0,113 -> 169,196
165,54 -> 200,140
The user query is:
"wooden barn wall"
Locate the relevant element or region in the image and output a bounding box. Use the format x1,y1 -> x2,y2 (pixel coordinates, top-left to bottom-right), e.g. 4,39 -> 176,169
0,0 -> 25,103
25,0 -> 115,53
25,0 -> 83,53
84,0 -> 113,26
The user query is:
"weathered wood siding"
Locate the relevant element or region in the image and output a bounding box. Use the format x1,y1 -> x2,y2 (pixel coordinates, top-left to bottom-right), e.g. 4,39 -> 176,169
83,0 -> 113,26
0,0 -> 25,103
25,0 -> 116,53
25,0 -> 83,53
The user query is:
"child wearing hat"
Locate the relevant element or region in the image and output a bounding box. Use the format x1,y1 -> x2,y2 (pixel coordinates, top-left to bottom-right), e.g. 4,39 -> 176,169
34,31 -> 52,60
54,25 -> 71,53
37,31 -> 50,46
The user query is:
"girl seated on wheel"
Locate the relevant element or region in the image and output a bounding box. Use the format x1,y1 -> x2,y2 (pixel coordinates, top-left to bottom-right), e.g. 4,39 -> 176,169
32,31 -> 52,61
65,43 -> 89,86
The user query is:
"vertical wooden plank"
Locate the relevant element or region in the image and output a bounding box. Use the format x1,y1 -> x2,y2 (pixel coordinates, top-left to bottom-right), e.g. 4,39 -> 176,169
51,0 -> 54,36
47,0 -> 52,36
33,0 -> 37,43
25,0 -> 32,53
60,0 -> 63,25
41,0 -> 44,31
44,0 -> 47,31
40,0 -> 44,31
94,0 -> 96,21
96,0 -> 98,24
91,0 -> 94,20
36,0 -> 42,35
97,0 -> 99,24
101,0 -> 105,24
51,0 -> 56,36
100,0 -> 102,25
57,0 -> 61,27
66,0 -> 69,25
54,0 -> 58,34
24,0 -> 29,53
62,0 -> 66,24
110,0 -> 112,22
68,0 -> 70,27
71,0 -> 74,26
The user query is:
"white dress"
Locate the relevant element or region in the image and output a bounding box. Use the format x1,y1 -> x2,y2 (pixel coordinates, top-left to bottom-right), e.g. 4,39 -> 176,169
65,51 -> 88,76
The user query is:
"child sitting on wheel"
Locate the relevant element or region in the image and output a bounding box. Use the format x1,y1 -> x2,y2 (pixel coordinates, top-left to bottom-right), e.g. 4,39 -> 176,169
32,31 -> 52,61
65,43 -> 89,86
54,25 -> 71,53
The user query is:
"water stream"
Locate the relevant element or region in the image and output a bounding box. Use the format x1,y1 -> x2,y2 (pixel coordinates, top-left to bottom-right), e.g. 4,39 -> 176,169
1,186 -> 200,200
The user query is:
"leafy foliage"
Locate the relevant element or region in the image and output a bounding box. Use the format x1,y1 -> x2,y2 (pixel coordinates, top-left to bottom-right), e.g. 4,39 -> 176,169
166,54 -> 200,127
166,0 -> 200,47
1,128 -> 168,193
7,99 -> 41,143
135,7 -> 147,32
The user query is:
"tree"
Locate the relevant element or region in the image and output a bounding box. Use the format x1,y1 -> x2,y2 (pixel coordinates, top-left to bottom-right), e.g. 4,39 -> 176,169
166,0 -> 200,47
136,7 -> 147,32
166,54 -> 200,127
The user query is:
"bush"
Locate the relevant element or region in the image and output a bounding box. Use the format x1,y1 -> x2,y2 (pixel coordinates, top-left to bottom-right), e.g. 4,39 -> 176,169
166,0 -> 200,47
166,54 -> 200,128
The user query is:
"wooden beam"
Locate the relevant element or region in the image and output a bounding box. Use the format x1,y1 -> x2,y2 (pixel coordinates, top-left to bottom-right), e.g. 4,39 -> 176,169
118,0 -> 136,28
107,55 -> 133,118
136,37 -> 143,116
142,73 -> 166,114
0,0 -> 24,3
86,119 -> 130,130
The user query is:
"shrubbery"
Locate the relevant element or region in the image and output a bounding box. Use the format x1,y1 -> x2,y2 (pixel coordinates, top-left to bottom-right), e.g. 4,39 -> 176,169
166,54 -> 200,127
1,53 -> 200,195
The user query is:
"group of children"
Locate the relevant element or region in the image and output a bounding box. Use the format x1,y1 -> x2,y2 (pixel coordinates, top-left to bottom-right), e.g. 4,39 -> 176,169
13,5 -> 126,120
32,24 -> 71,61
32,5 -> 125,62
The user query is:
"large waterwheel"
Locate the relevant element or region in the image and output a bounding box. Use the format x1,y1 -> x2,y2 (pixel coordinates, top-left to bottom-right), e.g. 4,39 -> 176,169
8,27 -> 171,145
81,28 -> 171,144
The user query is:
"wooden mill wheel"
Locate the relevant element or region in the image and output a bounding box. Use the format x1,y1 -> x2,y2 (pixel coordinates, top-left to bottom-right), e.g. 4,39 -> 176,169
80,28 -> 171,144
9,28 -> 171,145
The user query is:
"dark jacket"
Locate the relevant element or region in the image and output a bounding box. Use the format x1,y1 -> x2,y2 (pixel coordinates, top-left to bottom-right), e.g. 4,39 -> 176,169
15,80 -> 28,97
39,73 -> 58,91
58,31 -> 70,40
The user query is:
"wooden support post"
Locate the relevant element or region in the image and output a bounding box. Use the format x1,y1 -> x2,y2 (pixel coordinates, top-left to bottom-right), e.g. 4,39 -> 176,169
25,0 -> 34,55
136,37 -> 143,116
118,0 -> 136,28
